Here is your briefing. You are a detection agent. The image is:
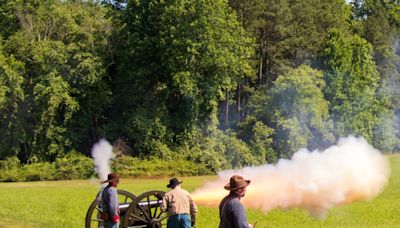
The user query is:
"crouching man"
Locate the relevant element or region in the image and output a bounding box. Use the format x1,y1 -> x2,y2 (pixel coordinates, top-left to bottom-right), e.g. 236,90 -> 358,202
162,177 -> 198,228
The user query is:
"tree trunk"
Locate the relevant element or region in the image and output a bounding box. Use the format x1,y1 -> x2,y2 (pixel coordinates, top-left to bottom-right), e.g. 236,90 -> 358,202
236,81 -> 241,125
258,29 -> 264,86
243,77 -> 248,120
225,89 -> 229,129
265,28 -> 269,83
263,28 -> 269,82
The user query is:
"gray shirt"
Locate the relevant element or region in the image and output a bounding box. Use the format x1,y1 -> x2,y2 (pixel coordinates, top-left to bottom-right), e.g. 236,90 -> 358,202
219,195 -> 249,228
102,185 -> 119,218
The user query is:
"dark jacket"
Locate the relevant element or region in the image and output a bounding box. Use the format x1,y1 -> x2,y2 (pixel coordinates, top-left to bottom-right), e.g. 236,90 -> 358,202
219,194 -> 250,228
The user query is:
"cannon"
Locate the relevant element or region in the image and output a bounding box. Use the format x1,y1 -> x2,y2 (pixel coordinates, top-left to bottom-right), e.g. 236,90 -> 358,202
85,189 -> 168,228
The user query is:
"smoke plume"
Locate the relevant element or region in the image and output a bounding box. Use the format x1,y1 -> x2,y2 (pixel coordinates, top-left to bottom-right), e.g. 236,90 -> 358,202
91,139 -> 115,182
191,136 -> 390,218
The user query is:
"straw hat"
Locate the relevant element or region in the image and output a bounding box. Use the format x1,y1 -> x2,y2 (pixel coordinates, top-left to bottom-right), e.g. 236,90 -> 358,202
224,175 -> 250,190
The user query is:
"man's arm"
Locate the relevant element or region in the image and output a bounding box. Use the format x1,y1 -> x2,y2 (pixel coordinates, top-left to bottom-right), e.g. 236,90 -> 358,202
189,196 -> 198,226
108,187 -> 119,223
161,194 -> 168,212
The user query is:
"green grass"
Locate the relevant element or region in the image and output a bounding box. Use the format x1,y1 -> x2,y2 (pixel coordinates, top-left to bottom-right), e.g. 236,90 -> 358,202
0,155 -> 399,228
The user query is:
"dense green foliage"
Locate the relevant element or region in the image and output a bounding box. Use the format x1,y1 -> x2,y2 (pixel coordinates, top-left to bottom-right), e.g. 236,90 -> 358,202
0,154 -> 399,227
0,153 -> 212,181
323,29 -> 381,142
0,153 -> 93,181
113,156 -> 213,177
263,65 -> 334,157
0,0 -> 399,175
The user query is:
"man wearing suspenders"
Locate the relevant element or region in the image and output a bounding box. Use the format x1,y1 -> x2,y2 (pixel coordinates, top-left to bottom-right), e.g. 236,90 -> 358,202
219,175 -> 253,228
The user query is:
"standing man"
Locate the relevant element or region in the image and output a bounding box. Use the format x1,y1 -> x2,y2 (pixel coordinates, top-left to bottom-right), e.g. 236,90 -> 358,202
101,173 -> 120,228
162,177 -> 198,228
219,175 -> 253,228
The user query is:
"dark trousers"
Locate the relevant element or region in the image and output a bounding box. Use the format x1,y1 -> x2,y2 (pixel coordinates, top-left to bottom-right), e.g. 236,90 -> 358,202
167,213 -> 191,228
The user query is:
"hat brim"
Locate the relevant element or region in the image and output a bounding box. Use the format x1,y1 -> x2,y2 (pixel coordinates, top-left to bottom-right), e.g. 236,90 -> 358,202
101,177 -> 120,184
167,181 -> 182,188
224,180 -> 250,190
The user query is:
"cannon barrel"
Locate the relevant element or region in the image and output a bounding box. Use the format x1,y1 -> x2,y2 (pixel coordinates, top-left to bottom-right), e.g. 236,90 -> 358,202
119,200 -> 162,214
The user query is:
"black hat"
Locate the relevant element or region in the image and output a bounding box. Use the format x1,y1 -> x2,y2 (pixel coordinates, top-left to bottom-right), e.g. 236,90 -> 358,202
167,177 -> 182,188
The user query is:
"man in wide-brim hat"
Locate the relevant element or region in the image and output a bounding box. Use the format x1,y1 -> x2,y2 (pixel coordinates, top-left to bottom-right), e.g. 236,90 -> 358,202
161,177 -> 198,228
101,173 -> 120,228
219,175 -> 253,228
167,177 -> 183,188
101,173 -> 120,184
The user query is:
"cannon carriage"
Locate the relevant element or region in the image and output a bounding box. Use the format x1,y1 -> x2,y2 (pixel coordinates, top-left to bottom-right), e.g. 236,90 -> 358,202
85,189 -> 168,228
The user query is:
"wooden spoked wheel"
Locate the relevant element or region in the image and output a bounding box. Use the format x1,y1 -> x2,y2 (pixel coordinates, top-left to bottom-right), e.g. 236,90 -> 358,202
122,190 -> 167,228
85,189 -> 136,228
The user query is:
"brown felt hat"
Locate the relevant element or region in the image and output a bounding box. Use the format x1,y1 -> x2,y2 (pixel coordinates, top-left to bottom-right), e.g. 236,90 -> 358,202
224,175 -> 250,190
101,173 -> 120,184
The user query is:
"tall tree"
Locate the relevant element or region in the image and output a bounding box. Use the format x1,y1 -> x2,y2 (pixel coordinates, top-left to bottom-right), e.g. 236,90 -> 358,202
323,29 -> 381,142
0,42 -> 25,159
228,0 -> 351,131
230,0 -> 351,84
109,0 -> 253,153
351,0 -> 400,151
2,0 -> 112,161
230,0 -> 293,83
289,0 -> 351,66
266,65 -> 334,158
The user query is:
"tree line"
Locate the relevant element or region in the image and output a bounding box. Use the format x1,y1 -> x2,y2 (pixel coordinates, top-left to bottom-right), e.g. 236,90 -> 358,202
0,0 -> 399,171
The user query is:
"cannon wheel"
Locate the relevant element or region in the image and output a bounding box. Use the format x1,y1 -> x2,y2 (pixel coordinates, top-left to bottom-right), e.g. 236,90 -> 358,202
85,189 -> 136,228
122,190 -> 167,228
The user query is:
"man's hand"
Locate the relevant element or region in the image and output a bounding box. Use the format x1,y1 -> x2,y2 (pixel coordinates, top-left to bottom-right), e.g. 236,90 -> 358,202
113,214 -> 120,223
248,224 -> 253,228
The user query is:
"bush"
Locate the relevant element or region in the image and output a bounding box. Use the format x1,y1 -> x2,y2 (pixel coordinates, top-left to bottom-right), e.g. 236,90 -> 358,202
0,156 -> 22,182
0,156 -> 20,170
0,153 -> 94,182
186,129 -> 259,171
54,152 -> 94,180
0,157 -> 56,182
147,140 -> 175,160
112,156 -> 212,177
21,162 -> 55,181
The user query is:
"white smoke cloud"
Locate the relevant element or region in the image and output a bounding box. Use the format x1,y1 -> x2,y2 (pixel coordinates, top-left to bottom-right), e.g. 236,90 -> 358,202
91,139 -> 115,182
191,135 -> 390,218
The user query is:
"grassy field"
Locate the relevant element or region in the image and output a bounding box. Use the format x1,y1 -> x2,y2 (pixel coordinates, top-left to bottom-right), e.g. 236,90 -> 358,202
0,154 -> 399,228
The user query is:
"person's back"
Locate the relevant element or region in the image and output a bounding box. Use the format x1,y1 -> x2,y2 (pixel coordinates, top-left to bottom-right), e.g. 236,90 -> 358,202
162,177 -> 198,228
219,194 -> 249,228
164,186 -> 195,216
